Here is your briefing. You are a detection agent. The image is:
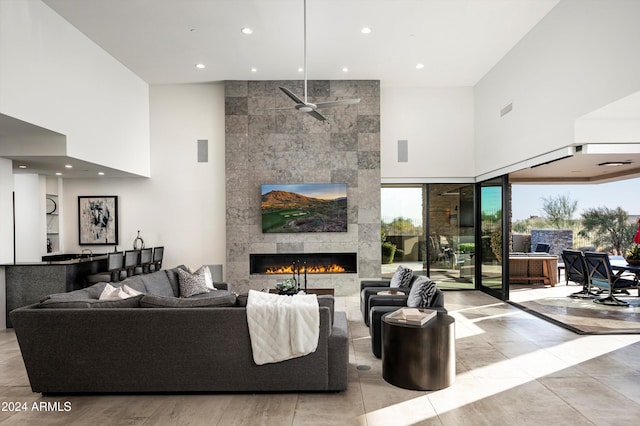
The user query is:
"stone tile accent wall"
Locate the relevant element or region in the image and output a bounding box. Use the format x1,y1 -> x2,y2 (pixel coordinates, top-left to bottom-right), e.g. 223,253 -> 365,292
531,229 -> 573,255
225,80 -> 381,295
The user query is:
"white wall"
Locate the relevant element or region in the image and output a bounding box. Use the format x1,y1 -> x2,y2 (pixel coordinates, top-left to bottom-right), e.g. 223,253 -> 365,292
475,0 -> 640,178
13,174 -> 43,262
0,159 -> 14,263
0,0 -> 150,177
61,83 -> 227,272
380,86 -> 475,180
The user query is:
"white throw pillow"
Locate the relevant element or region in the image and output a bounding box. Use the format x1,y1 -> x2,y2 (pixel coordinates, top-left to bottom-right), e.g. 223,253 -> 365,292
99,283 -> 141,300
123,285 -> 142,297
99,283 -> 127,301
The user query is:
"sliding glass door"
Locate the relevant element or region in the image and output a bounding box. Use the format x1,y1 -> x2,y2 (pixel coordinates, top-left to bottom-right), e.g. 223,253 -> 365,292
476,176 -> 509,299
381,184 -> 475,289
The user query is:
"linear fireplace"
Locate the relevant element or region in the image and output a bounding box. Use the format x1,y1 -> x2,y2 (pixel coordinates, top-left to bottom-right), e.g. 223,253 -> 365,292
250,253 -> 357,275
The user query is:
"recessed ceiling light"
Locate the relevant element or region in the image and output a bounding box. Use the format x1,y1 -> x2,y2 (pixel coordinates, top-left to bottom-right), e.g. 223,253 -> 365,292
251,68 -> 257,73
342,67 -> 349,72
65,164 -> 72,168
195,63 -> 206,69
55,172 -> 62,176
18,165 -> 27,169
241,27 -> 253,35
416,63 -> 425,69
98,172 -> 105,176
361,27 -> 372,34
298,67 -> 304,72
598,161 -> 631,167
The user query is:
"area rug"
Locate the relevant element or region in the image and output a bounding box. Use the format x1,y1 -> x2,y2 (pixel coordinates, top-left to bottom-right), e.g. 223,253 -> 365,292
513,296 -> 640,334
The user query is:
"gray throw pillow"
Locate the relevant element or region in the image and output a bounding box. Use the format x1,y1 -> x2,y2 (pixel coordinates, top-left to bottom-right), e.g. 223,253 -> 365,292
176,268 -> 210,297
390,265 -> 413,288
406,276 -> 437,308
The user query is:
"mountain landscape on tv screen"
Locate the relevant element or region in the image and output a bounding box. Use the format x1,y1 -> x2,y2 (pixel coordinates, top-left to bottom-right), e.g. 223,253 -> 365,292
261,190 -> 347,233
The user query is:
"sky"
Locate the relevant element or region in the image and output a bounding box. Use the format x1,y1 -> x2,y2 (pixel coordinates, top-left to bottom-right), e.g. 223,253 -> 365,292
261,183 -> 346,199
381,177 -> 640,223
511,177 -> 640,221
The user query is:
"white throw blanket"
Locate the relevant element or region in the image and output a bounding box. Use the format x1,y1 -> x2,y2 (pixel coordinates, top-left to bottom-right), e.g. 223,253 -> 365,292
246,290 -> 320,365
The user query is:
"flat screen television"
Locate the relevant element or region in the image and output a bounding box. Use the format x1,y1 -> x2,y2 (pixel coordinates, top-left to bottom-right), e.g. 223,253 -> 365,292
261,183 -> 347,233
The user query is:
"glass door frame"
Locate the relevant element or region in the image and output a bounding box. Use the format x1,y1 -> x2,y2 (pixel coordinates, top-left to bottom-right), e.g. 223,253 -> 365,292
475,175 -> 510,300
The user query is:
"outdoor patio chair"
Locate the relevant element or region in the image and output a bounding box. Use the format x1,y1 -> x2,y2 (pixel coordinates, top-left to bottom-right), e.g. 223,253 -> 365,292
584,252 -> 638,306
562,249 -> 597,298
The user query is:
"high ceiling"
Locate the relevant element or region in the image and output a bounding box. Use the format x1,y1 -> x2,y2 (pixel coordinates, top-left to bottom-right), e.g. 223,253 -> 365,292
42,0 -> 560,86
8,0 -> 639,181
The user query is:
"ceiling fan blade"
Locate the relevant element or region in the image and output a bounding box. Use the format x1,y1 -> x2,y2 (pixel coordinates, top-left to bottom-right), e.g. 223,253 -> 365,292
307,109 -> 328,122
314,98 -> 361,109
259,106 -> 298,111
279,87 -> 305,105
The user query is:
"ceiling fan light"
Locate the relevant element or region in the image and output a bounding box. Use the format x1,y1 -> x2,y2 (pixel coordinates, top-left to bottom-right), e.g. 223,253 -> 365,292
416,63 -> 425,69
195,63 -> 206,69
241,27 -> 253,35
342,67 -> 349,72
361,27 -> 371,34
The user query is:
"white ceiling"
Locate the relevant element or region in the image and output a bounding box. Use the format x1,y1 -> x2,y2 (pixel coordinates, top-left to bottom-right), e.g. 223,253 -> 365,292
8,0 -> 640,181
42,0 -> 560,86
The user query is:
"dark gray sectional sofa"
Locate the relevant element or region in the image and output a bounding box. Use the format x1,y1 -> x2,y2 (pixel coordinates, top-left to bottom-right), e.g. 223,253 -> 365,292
10,267 -> 349,394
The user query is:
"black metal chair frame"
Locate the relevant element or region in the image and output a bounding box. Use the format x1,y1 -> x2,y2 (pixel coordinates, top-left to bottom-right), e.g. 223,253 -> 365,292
584,252 -> 638,306
562,249 -> 598,298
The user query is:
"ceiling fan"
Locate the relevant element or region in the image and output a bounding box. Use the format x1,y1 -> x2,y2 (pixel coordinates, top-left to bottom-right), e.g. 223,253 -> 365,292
272,0 -> 360,123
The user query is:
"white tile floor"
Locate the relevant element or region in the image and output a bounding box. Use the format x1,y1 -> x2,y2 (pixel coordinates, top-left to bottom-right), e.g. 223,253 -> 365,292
1,291 -> 639,425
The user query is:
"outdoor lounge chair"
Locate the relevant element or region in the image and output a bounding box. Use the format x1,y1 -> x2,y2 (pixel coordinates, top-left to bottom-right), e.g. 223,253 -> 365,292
584,252 -> 638,306
562,249 -> 597,298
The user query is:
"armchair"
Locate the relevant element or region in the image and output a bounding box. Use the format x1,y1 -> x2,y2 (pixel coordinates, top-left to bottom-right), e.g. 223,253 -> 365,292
360,276 -> 417,326
369,287 -> 446,358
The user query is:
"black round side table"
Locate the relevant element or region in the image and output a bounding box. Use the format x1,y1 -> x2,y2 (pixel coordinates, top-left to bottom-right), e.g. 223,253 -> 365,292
382,311 -> 455,390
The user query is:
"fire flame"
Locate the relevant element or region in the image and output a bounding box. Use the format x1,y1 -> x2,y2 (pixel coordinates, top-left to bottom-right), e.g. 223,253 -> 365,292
265,264 -> 346,274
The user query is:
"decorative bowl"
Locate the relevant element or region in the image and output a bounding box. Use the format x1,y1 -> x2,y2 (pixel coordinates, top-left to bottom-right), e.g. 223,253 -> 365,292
625,258 -> 640,266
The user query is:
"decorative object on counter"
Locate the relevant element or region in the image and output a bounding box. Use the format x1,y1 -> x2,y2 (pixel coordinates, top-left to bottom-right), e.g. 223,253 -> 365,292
78,196 -> 118,245
133,230 -> 145,249
276,278 -> 297,295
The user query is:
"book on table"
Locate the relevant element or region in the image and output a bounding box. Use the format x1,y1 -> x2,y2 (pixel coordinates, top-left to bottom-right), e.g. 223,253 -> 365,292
385,308 -> 437,325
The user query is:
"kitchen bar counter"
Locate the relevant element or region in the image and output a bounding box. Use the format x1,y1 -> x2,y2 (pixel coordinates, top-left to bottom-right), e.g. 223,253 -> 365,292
3,255 -> 108,327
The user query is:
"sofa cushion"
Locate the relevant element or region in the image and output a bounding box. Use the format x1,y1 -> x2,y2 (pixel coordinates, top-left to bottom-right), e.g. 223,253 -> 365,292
40,282 -> 108,302
140,291 -> 236,308
176,268 -> 210,297
116,275 -> 148,294
406,276 -> 437,308
38,294 -> 144,309
390,265 -> 413,288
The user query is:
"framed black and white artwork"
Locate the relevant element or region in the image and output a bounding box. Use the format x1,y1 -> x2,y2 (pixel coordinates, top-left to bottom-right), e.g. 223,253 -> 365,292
78,196 -> 118,245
